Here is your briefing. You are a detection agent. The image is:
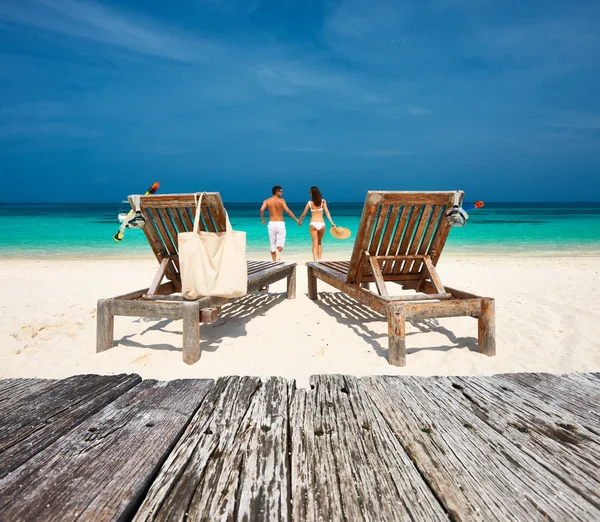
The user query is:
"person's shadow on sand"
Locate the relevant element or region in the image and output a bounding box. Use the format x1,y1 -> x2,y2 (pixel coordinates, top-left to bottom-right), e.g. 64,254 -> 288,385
116,292 -> 286,354
312,291 -> 479,360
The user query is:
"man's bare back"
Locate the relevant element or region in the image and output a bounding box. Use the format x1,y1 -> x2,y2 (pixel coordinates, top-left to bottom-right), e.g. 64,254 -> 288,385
259,188 -> 299,225
262,196 -> 287,222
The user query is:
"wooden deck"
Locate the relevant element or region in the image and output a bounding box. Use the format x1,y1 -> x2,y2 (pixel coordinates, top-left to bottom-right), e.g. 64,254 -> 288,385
1,373 -> 599,521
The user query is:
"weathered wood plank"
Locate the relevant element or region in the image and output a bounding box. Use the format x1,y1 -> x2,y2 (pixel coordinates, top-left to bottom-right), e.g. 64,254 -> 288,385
289,375 -> 448,521
0,373 -> 141,479
366,191 -> 459,206
361,375 -> 600,521
133,376 -> 290,521
494,373 -> 600,429
448,375 -> 600,507
368,255 -> 389,297
0,379 -> 213,521
0,378 -> 57,408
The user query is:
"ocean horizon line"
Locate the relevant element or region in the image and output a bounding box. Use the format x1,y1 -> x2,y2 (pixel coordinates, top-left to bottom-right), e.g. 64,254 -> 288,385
2,200 -> 600,206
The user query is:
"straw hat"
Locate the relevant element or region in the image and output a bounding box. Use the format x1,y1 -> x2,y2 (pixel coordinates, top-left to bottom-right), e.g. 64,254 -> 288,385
330,226 -> 351,240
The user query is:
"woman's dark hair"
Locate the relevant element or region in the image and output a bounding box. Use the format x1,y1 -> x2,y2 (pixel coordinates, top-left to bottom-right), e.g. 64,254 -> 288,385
310,186 -> 323,207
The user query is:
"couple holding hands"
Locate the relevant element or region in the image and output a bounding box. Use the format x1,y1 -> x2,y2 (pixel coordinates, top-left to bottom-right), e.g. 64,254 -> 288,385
260,185 -> 348,262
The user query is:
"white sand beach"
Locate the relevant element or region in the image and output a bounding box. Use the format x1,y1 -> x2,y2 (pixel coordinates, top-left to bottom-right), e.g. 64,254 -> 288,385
1,255 -> 600,389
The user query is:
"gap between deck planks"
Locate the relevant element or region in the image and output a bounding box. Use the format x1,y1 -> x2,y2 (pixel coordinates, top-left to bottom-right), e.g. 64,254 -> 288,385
0,373 -> 599,521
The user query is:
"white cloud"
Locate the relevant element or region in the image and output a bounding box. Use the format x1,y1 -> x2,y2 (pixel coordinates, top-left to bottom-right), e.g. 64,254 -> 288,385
355,149 -> 412,157
0,0 -> 217,62
408,106 -> 432,115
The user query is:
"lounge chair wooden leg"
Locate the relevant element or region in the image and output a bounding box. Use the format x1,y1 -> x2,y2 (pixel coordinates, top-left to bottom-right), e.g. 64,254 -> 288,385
182,302 -> 201,364
96,299 -> 114,353
478,298 -> 496,357
307,266 -> 318,300
287,266 -> 296,299
387,305 -> 406,367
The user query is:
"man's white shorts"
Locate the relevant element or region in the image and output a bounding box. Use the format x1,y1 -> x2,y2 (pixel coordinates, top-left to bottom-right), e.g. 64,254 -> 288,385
268,221 -> 286,252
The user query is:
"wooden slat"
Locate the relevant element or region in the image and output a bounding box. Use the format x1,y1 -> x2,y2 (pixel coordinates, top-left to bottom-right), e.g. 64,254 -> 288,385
368,255 -> 389,297
308,262 -> 388,314
346,196 -> 380,283
148,208 -> 178,257
0,374 -> 141,479
207,199 -> 227,232
428,192 -> 460,266
402,204 -> 433,274
200,202 -> 217,233
0,378 -> 57,408
156,208 -> 181,255
367,204 -> 388,256
147,258 -> 170,296
367,191 -> 460,206
413,204 -> 445,273
133,376 -> 290,521
404,298 -> 481,319
495,373 -> 600,428
377,204 -> 400,273
383,205 -> 411,275
422,255 -> 446,294
448,375 -> 600,507
179,206 -> 194,230
289,375 -> 448,521
361,375 -> 600,521
140,211 -> 168,259
392,205 -> 422,274
247,264 -> 295,291
324,261 -> 350,274
168,208 -> 187,234
139,193 -> 223,210
0,379 -> 213,521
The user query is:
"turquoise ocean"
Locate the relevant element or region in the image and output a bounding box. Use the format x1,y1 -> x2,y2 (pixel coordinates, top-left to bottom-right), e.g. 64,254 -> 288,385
1,202 -> 599,259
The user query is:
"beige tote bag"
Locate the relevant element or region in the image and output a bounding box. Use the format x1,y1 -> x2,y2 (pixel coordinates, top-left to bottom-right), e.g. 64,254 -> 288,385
179,193 -> 247,299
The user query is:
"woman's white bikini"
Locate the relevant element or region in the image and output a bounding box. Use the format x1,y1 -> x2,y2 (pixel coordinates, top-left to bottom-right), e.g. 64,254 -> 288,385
309,200 -> 326,230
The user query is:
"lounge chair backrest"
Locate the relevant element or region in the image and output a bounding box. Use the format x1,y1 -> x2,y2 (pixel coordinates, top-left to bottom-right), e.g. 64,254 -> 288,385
346,191 -> 463,284
129,193 -> 227,280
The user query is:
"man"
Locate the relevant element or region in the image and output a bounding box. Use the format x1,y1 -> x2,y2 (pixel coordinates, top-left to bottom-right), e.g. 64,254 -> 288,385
260,186 -> 300,261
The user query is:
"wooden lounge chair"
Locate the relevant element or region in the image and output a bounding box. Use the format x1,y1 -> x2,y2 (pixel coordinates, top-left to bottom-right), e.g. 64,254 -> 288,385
307,190 -> 495,366
97,193 -> 296,364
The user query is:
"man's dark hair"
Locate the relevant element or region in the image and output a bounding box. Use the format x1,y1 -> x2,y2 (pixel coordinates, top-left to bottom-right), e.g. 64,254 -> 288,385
272,185 -> 282,195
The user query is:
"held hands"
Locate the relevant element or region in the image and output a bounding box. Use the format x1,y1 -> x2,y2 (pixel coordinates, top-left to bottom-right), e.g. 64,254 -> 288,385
297,219 -> 302,226
261,219 -> 266,225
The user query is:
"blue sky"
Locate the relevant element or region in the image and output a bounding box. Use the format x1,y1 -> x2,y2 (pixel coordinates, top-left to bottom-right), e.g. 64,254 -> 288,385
1,0 -> 599,202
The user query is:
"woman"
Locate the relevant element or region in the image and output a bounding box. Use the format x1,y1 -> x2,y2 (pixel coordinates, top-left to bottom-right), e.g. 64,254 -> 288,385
298,186 -> 336,261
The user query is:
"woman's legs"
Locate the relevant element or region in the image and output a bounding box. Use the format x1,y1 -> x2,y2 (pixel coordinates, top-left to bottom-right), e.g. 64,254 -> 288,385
309,225 -> 319,261
317,226 -> 325,261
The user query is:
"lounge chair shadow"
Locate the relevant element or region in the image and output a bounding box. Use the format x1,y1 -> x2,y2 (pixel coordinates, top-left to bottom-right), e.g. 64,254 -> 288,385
312,292 -> 479,359
202,292 -> 285,351
311,292 -> 389,359
408,319 -> 480,354
116,292 -> 285,354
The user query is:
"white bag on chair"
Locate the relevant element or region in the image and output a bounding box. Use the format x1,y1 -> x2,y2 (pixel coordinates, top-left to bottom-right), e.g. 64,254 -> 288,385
179,193 -> 247,299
